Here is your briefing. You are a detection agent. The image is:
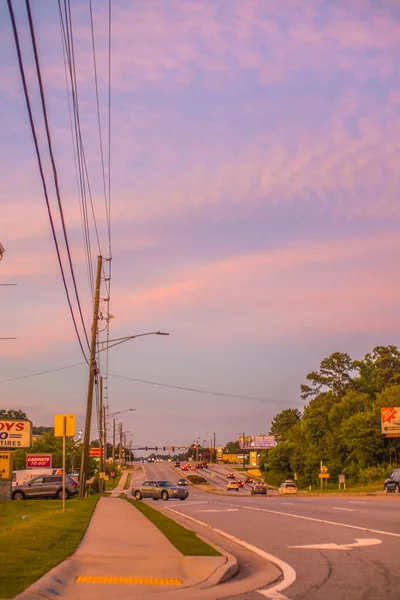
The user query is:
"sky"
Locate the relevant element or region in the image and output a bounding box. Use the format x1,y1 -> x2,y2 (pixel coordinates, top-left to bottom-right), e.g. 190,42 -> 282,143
1,0 -> 400,452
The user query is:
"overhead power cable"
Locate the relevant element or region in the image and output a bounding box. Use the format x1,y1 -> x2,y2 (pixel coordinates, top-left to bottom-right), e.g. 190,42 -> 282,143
0,362 -> 86,384
108,373 -> 305,405
6,0 -> 89,364
25,0 -> 90,351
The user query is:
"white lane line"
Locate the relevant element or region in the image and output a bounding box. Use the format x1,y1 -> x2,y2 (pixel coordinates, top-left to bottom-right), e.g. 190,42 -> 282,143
333,507 -> 355,512
243,506 -> 400,538
164,507 -> 295,600
281,502 -> 294,505
196,509 -> 239,513
350,501 -> 367,505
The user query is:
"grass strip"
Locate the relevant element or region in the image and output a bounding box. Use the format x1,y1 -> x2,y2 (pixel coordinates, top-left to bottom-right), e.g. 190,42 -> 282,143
0,495 -> 99,598
125,498 -> 221,556
123,473 -> 131,490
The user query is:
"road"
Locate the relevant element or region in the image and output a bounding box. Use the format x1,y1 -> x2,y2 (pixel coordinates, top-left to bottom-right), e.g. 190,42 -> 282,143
132,462 -> 400,599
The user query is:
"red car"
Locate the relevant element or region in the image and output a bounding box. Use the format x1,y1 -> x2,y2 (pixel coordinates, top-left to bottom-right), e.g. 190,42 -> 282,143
236,479 -> 244,487
227,472 -> 236,479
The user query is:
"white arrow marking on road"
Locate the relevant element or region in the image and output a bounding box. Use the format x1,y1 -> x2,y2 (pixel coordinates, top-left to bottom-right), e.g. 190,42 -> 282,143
289,538 -> 382,551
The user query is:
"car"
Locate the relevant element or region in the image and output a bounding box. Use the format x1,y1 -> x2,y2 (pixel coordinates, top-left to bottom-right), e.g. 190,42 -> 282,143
12,475 -> 78,500
251,482 -> 267,495
278,480 -> 298,494
384,468 -> 400,493
174,462 -> 181,467
227,480 -> 240,491
132,480 -> 189,501
196,463 -> 203,469
182,465 -> 190,471
227,472 -> 236,479
245,477 -> 253,484
177,478 -> 188,486
236,479 -> 244,487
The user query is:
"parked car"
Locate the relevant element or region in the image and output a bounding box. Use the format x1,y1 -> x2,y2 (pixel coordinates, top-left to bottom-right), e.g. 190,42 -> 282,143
132,480 -> 189,501
177,478 -> 189,486
384,469 -> 400,493
278,480 -> 298,494
12,475 -> 78,500
227,480 -> 240,491
251,482 -> 267,495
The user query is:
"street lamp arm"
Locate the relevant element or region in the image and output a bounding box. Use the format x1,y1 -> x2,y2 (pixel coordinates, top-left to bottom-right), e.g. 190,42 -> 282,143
97,331 -> 169,353
107,408 -> 136,419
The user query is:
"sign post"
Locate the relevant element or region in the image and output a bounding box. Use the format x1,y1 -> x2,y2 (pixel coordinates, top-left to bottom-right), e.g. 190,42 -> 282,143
319,463 -> 329,491
381,407 -> 400,438
54,414 -> 75,512
0,452 -> 13,501
338,473 -> 346,490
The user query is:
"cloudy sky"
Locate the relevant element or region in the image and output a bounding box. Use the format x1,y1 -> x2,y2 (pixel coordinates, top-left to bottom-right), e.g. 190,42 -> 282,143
1,0 -> 400,451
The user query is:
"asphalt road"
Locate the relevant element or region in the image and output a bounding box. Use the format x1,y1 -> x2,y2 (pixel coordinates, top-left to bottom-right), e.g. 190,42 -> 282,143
133,462 -> 400,600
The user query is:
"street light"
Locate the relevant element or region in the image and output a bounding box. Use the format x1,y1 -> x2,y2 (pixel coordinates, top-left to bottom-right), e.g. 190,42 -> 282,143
80,329 -> 169,497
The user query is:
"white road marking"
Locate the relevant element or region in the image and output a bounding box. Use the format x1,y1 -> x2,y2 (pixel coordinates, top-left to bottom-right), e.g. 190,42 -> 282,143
333,507 -> 355,512
350,501 -> 367,505
243,506 -> 400,538
290,538 -> 382,551
281,502 -> 294,505
196,508 -> 239,513
164,507 -> 296,600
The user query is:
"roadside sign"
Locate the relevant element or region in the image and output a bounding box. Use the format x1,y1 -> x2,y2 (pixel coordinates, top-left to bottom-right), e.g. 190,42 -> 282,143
339,474 -> 346,484
319,473 -> 330,479
321,465 -> 328,474
0,452 -> 13,479
381,407 -> 400,438
54,414 -> 75,437
26,454 -> 52,469
0,420 -> 32,449
90,448 -> 104,457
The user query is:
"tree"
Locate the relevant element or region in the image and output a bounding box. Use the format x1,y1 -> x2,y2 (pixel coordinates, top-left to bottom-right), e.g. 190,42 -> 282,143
32,425 -> 54,435
0,409 -> 28,420
354,346 -> 400,395
224,441 -> 241,454
269,408 -> 301,441
301,352 -> 353,400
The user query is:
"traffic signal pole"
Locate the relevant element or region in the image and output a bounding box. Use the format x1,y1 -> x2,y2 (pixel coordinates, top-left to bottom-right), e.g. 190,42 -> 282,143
79,255 -> 102,498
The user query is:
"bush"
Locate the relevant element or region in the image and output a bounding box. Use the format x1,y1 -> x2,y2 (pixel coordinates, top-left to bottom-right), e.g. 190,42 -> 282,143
186,474 -> 208,485
357,464 -> 393,485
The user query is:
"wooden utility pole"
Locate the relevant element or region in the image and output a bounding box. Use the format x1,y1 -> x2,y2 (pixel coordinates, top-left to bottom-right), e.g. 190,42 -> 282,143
99,376 -> 104,493
79,255 -> 102,497
103,406 -> 107,474
119,422 -> 123,465
112,418 -> 115,464
243,431 -> 246,470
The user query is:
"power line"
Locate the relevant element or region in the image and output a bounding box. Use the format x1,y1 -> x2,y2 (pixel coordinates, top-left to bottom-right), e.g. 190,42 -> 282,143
0,362 -> 85,384
108,373 -> 305,405
6,0 -> 89,364
25,0 -> 90,351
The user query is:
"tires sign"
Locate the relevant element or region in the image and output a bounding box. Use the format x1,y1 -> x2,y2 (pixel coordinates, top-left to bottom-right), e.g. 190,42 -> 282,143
0,420 -> 32,448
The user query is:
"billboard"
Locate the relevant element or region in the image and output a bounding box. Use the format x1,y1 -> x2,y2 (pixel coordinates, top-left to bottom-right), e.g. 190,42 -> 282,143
381,407 -> 400,438
26,454 -> 52,469
0,420 -> 32,449
239,435 -> 276,450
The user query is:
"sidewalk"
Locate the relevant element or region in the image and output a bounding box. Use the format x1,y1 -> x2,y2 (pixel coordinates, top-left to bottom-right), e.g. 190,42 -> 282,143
16,481 -> 235,600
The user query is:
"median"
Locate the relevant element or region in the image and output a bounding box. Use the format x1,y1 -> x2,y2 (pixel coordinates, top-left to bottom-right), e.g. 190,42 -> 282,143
124,497 -> 221,556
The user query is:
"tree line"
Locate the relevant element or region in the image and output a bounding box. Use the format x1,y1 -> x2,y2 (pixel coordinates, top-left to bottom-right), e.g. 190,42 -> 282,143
260,346 -> 400,487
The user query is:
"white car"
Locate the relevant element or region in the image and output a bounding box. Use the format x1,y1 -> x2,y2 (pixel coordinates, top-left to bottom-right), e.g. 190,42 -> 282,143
278,480 -> 297,494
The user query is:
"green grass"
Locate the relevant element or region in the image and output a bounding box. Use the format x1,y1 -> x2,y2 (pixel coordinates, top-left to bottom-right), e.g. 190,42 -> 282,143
186,474 -> 209,485
0,495 -> 99,598
125,498 -> 221,556
304,482 -> 384,494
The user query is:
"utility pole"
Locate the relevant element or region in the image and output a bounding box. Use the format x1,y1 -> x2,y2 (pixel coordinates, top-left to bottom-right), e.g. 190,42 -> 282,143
112,418 -> 115,464
213,432 -> 216,463
119,422 -> 123,466
98,376 -> 104,493
243,431 -> 246,471
103,405 -> 107,474
129,441 -> 132,465
79,255 -> 102,497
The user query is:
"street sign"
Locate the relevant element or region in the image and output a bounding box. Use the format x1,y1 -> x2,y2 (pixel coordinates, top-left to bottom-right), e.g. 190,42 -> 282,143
321,465 -> 328,474
319,473 -> 330,479
0,452 -> 12,479
90,448 -> 104,457
339,474 -> 346,484
26,454 -> 52,469
0,420 -> 32,449
381,407 -> 400,438
54,414 -> 75,437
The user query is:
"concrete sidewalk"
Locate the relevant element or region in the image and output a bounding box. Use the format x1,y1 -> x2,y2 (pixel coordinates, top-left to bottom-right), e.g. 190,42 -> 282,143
16,494 -> 236,600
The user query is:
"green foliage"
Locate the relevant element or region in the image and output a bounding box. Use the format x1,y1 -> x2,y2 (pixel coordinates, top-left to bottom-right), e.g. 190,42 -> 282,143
0,409 -> 28,420
224,440 -> 241,453
264,347 -> 400,489
186,474 -> 208,485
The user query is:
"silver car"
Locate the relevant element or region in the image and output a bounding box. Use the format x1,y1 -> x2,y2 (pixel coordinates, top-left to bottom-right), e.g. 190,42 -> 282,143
132,480 -> 188,501
12,475 -> 78,500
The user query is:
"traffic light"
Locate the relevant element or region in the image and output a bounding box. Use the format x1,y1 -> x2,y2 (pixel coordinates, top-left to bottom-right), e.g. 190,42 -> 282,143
178,446 -> 180,449
145,447 -> 148,451
155,447 -> 158,451
163,447 -> 166,451
172,446 -> 175,452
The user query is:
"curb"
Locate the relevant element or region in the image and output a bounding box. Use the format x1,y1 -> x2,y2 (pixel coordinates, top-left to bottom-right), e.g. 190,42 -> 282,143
15,558 -> 78,600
